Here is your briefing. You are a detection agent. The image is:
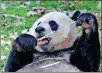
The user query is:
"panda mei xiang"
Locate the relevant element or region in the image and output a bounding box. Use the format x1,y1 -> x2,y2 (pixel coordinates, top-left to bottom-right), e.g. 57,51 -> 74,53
4,11 -> 100,72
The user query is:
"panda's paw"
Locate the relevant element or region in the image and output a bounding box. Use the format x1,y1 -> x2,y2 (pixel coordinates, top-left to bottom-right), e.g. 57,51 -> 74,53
12,34 -> 37,52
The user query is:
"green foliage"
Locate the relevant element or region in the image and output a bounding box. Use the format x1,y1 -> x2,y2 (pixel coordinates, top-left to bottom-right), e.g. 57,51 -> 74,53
75,1 -> 98,10
41,1 -> 61,8
1,8 -> 27,17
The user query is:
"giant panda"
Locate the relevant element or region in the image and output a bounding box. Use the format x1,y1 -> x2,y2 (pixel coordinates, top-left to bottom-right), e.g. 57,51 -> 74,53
4,11 -> 100,72
4,11 -> 79,72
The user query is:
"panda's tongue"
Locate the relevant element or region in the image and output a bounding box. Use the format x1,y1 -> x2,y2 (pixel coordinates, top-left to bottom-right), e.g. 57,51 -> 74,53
38,39 -> 48,45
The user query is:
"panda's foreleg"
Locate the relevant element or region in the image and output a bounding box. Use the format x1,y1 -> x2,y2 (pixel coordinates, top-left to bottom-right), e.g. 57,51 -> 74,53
4,34 -> 37,72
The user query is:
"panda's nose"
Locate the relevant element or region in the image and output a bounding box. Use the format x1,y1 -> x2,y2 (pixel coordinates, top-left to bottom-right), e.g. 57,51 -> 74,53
35,27 -> 45,33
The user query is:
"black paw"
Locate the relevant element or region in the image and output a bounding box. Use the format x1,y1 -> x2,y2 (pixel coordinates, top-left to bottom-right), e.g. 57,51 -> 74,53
4,34 -> 37,72
12,34 -> 37,52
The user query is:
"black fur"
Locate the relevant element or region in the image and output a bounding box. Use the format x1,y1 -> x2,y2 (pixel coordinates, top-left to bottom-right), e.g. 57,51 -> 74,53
70,13 -> 100,72
4,34 -> 37,72
71,11 -> 81,21
49,20 -> 59,31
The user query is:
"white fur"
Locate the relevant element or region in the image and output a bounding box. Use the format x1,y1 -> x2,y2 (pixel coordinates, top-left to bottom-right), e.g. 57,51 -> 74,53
28,11 -> 78,52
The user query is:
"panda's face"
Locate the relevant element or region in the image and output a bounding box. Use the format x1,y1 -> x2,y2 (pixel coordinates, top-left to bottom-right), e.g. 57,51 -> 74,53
29,12 -> 75,52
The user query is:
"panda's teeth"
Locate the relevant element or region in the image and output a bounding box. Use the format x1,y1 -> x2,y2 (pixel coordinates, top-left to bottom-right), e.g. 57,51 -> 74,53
46,40 -> 48,43
45,40 -> 47,43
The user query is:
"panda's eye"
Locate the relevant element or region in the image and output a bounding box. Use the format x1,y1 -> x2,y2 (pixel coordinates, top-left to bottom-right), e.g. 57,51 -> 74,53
37,22 -> 41,26
49,20 -> 59,31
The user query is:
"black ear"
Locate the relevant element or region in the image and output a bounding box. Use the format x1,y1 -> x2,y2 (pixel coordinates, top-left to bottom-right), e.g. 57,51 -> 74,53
71,11 -> 81,21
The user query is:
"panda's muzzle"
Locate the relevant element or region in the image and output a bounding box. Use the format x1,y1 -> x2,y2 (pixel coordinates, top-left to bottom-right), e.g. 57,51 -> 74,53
35,26 -> 51,45
37,33 -> 54,46
37,36 -> 51,46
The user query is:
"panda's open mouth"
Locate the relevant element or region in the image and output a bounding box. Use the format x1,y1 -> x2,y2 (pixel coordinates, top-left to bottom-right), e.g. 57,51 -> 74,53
37,35 -> 51,46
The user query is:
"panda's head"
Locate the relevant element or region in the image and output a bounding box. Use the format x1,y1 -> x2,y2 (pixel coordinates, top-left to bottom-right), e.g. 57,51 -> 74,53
29,12 -> 78,52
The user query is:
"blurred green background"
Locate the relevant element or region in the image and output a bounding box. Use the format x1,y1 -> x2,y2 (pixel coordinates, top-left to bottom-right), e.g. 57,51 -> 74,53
0,0 -> 101,71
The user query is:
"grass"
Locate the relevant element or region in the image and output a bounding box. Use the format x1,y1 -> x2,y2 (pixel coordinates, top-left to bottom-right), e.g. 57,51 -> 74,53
1,0 -> 101,71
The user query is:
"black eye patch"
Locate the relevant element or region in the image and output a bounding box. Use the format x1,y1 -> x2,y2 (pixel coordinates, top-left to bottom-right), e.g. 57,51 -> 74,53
49,20 -> 59,31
